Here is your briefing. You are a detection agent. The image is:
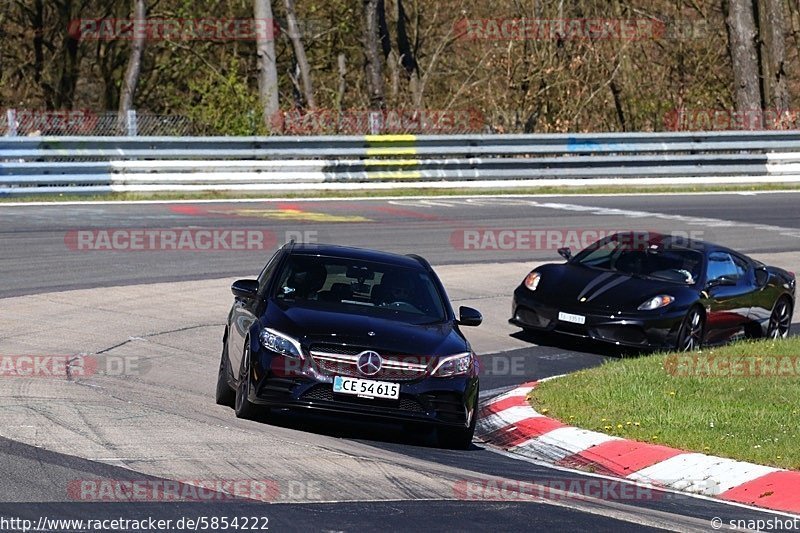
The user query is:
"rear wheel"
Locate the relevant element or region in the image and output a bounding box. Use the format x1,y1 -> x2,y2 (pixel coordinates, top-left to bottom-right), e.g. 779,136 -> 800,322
767,298 -> 792,339
215,342 -> 235,407
234,341 -> 259,419
676,307 -> 704,352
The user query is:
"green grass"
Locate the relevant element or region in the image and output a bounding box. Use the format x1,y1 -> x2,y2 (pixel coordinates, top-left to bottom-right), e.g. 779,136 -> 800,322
2,182 -> 800,203
530,337 -> 800,470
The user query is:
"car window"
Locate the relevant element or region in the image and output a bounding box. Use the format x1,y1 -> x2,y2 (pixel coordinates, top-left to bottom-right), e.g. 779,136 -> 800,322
574,240 -> 618,269
572,234 -> 702,284
257,250 -> 282,297
272,254 -> 447,324
731,253 -> 750,278
706,251 -> 744,282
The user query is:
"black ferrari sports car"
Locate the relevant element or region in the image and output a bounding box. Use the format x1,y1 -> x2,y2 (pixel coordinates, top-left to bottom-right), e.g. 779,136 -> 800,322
510,232 -> 795,351
216,242 -> 482,449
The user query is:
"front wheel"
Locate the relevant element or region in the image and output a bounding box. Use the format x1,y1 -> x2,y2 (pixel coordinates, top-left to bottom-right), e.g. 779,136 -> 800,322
767,298 -> 792,339
234,342 -> 259,419
215,342 -> 235,407
676,307 -> 704,352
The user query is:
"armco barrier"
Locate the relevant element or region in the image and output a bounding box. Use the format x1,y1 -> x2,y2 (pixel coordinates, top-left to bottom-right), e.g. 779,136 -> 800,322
2,131 -> 800,194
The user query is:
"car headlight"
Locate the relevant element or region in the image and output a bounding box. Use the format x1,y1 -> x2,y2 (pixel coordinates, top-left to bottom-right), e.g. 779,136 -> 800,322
432,352 -> 473,377
259,328 -> 303,359
637,295 -> 675,311
524,271 -> 541,291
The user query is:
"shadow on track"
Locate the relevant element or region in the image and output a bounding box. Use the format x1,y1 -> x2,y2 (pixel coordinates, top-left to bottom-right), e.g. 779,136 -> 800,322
509,329 -> 649,358
509,321 -> 800,359
247,408 -> 486,452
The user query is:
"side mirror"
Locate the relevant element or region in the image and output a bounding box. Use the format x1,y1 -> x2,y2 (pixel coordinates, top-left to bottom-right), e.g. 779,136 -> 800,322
458,306 -> 483,327
231,279 -> 259,299
755,266 -> 769,288
558,247 -> 572,261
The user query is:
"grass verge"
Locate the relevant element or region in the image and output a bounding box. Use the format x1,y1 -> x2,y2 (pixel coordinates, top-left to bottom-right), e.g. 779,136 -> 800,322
529,337 -> 800,470
2,182 -> 800,203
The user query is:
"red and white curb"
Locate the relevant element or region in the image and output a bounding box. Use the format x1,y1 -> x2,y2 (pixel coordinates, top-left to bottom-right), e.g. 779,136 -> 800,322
476,380 -> 800,514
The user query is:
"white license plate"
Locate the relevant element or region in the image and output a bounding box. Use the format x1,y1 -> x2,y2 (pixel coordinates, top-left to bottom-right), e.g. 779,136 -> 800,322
333,376 -> 400,400
558,311 -> 586,325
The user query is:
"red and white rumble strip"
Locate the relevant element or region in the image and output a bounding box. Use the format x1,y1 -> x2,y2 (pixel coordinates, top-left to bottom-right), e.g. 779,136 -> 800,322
476,381 -> 800,514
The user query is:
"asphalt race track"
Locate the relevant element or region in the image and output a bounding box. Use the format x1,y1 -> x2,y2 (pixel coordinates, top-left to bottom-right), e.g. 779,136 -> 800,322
2,192 -> 800,532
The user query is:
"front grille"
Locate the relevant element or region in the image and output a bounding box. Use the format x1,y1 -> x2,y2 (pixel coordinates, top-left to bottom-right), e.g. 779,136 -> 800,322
515,307 -> 551,328
300,385 -> 426,413
308,344 -> 430,381
553,320 -> 589,336
301,386 -> 336,402
593,325 -> 647,345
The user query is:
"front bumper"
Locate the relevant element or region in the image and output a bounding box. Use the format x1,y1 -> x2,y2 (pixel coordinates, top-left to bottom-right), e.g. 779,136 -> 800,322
510,286 -> 686,349
246,348 -> 479,429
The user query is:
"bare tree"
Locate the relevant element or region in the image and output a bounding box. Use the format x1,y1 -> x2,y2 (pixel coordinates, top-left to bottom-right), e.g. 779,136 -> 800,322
725,0 -> 762,127
118,0 -> 145,134
756,0 -> 789,117
255,0 -> 280,130
283,0 -> 315,110
336,53 -> 347,113
362,0 -> 386,110
17,0 -> 87,109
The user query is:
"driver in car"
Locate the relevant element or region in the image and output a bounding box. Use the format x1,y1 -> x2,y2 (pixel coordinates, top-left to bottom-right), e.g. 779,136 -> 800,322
373,271 -> 417,307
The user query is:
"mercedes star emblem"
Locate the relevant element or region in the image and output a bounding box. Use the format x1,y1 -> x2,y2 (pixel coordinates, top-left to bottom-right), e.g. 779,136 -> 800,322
356,350 -> 382,376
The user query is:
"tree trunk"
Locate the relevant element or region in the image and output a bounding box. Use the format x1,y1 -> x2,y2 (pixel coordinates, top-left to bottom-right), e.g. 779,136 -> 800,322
395,0 -> 417,77
118,0 -> 146,134
610,79 -> 626,132
54,0 -> 81,109
362,0 -> 386,110
336,53 -> 347,113
255,0 -> 280,130
757,0 -> 789,120
725,0 -> 763,128
283,0 -> 315,110
32,0 -> 44,87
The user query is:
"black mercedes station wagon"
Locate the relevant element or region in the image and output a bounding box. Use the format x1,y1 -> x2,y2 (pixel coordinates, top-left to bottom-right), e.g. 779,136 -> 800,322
216,243 -> 483,449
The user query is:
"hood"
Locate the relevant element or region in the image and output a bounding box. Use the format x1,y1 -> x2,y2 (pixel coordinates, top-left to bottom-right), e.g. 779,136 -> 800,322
532,263 -> 691,311
263,300 -> 467,356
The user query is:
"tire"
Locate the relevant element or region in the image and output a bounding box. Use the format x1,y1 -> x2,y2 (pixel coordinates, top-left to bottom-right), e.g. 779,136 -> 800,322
676,306 -> 705,352
215,342 -> 236,407
437,394 -> 478,450
767,297 -> 792,339
234,341 -> 259,420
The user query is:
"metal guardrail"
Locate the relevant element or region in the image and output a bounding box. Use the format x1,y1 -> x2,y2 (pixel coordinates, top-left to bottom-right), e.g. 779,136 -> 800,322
2,131 -> 800,195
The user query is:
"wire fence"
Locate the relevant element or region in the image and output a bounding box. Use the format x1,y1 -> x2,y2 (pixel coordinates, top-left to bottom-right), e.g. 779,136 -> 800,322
1,109 -> 489,137
1,110 -> 200,137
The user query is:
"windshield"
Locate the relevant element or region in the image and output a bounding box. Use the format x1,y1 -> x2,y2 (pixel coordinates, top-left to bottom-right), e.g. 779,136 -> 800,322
572,235 -> 702,284
272,254 -> 448,323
